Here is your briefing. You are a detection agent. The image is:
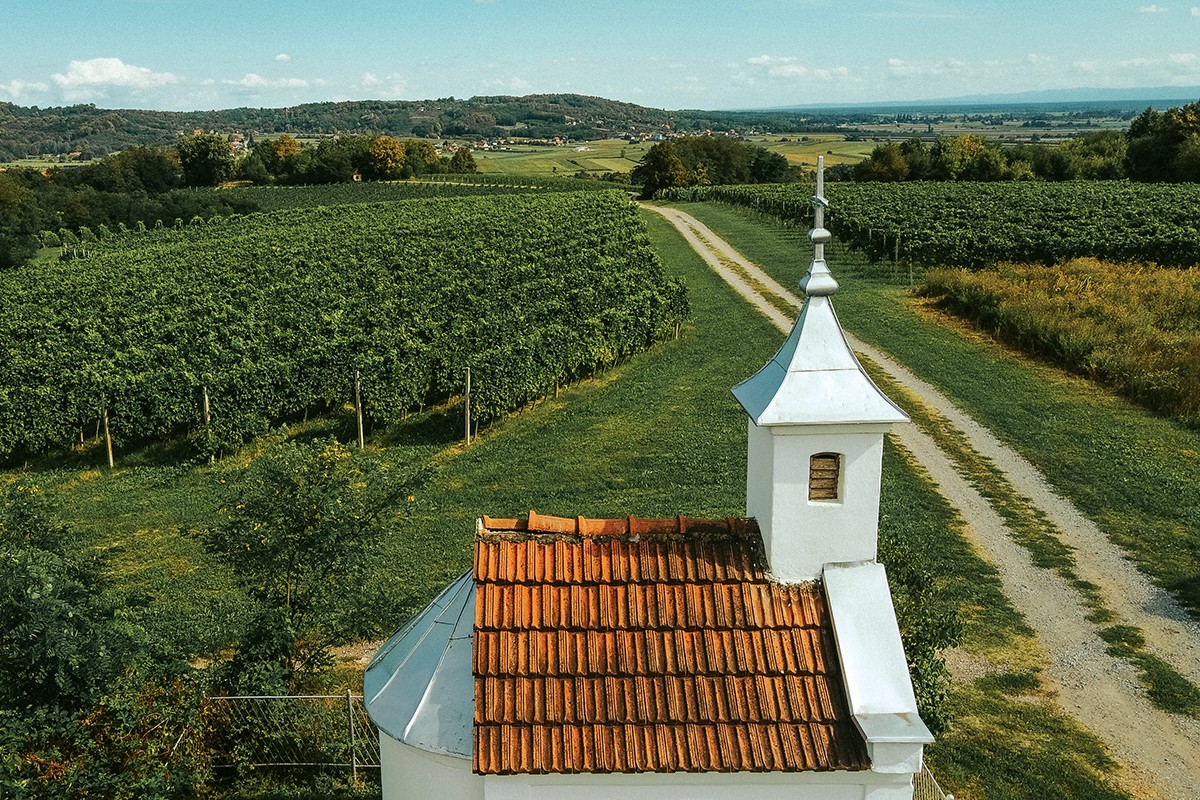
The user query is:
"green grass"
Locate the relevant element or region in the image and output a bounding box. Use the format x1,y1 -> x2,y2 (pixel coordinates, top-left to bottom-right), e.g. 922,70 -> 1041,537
665,200 -> 1200,622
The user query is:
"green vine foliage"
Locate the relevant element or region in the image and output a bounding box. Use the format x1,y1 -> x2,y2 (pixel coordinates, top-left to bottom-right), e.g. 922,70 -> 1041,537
661,181 -> 1200,269
0,190 -> 687,460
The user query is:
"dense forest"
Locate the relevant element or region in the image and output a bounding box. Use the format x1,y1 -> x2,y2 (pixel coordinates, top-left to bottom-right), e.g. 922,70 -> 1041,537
0,94 -> 817,161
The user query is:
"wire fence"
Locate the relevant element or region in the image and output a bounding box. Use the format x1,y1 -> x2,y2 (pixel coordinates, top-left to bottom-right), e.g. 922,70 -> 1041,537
915,763 -> 954,800
198,692 -> 379,781
194,693 -> 952,799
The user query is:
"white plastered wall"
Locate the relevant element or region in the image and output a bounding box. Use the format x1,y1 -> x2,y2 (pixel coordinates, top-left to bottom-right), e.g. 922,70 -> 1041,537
482,768 -> 915,800
747,421 -> 890,582
380,733 -> 483,800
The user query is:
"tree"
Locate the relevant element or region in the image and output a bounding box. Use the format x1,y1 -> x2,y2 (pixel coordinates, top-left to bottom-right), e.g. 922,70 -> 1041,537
854,142 -> 910,181
367,135 -> 407,179
1060,130 -> 1126,180
931,134 -> 1008,181
236,149 -> 270,184
402,138 -> 441,177
207,438 -> 424,690
449,146 -> 479,174
0,480 -> 209,797
1126,101 -> 1200,181
304,136 -> 372,184
177,133 -> 235,187
899,138 -> 932,180
632,140 -> 688,198
0,172 -> 44,269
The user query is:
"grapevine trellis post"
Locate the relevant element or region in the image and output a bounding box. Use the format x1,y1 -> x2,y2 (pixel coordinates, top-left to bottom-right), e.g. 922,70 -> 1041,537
354,370 -> 365,449
202,386 -> 214,464
464,367 -> 472,446
101,396 -> 114,469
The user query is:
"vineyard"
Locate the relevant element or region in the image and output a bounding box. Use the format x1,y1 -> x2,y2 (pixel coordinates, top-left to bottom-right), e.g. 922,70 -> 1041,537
221,174 -> 611,212
0,190 -> 686,460
661,181 -> 1200,269
919,259 -> 1200,418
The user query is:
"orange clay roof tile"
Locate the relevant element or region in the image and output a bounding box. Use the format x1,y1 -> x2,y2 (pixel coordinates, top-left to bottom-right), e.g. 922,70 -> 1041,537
472,513 -> 868,775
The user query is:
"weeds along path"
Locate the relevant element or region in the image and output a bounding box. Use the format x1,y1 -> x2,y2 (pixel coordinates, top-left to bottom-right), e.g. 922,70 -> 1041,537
645,203 -> 1200,800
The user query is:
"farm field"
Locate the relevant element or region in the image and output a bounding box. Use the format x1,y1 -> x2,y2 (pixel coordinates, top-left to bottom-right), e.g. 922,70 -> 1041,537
215,175 -> 608,212
749,133 -> 875,167
473,137 -> 651,176
7,201 -> 1131,800
0,190 -> 685,461
920,259 -> 1200,419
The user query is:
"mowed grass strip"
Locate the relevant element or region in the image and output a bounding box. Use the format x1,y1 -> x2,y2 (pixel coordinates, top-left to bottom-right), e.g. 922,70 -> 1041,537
668,200 -> 1200,621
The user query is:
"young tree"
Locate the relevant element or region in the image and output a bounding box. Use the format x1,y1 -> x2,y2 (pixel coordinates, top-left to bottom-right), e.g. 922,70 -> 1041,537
207,438 -> 424,690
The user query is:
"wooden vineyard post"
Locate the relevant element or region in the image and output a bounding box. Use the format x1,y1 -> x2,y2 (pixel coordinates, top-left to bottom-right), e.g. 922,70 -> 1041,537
354,370 -> 365,449
202,386 -> 214,464
464,368 -> 472,446
101,397 -> 114,469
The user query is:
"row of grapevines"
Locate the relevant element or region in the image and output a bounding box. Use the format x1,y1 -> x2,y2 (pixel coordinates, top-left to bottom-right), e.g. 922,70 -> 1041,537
218,175 -> 609,213
661,181 -> 1200,268
0,190 -> 686,460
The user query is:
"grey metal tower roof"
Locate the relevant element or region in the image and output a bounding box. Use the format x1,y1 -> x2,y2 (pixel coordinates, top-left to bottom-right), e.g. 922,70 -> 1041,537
363,570 -> 474,758
733,156 -> 907,428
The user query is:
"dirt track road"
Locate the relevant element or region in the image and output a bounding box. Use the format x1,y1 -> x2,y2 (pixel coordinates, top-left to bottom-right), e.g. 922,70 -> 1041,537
646,203 -> 1200,800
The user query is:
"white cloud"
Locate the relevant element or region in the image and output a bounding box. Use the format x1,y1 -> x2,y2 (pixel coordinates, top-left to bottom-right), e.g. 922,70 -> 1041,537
359,72 -> 407,97
52,57 -> 177,91
813,67 -> 850,80
274,53 -> 291,63
510,76 -> 530,90
226,73 -> 309,89
1193,6 -> 1200,14
1170,52 -> 1198,63
1139,4 -> 1168,11
747,55 -> 798,66
769,64 -> 809,78
0,78 -> 49,100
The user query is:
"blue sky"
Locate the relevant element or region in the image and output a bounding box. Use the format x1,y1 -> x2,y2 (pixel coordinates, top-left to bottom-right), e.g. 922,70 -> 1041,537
3,0 -> 1199,111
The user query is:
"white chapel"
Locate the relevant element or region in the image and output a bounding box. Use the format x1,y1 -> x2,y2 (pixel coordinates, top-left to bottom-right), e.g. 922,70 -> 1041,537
364,157 -> 934,800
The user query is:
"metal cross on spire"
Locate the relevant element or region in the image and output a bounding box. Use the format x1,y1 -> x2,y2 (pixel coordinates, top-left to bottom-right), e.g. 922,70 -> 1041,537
800,155 -> 839,297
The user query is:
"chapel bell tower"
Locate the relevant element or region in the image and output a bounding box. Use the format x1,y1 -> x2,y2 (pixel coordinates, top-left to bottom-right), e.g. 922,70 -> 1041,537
732,157 -> 909,583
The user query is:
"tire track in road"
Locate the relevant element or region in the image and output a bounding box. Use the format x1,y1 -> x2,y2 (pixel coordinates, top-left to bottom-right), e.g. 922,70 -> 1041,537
645,202 -> 1200,800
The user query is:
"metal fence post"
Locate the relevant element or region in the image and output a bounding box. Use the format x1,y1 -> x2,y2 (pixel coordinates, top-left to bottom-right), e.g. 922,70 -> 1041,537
346,688 -> 357,784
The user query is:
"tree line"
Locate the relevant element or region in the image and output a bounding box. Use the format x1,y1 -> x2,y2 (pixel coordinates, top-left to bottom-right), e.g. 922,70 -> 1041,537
0,133 -> 478,270
847,99 -> 1200,183
631,136 -> 796,198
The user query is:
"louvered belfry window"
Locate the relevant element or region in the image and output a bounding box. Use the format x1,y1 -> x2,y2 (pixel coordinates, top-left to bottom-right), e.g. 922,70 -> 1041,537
809,453 -> 841,501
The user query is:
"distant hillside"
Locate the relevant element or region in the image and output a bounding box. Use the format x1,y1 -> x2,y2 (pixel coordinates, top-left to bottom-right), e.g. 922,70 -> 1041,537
0,95 -> 815,161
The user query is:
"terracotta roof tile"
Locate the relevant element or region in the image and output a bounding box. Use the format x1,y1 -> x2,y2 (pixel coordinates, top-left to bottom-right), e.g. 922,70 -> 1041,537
473,513 -> 867,775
